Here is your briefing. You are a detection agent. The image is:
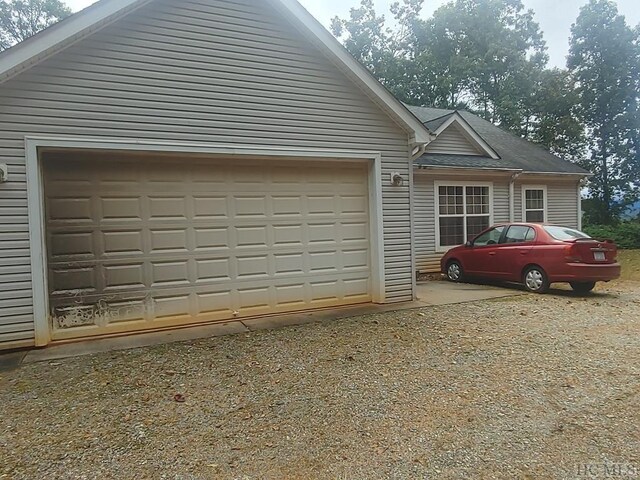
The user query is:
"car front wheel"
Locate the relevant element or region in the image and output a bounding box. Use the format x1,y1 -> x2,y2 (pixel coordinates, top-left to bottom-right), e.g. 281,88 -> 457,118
523,266 -> 549,293
570,281 -> 596,294
446,260 -> 464,282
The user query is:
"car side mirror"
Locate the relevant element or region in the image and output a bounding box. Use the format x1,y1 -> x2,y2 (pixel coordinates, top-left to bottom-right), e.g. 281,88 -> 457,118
465,241 -> 473,248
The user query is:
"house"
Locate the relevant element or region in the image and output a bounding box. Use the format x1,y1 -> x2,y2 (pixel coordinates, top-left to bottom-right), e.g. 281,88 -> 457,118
0,0 -> 587,351
407,107 -> 589,274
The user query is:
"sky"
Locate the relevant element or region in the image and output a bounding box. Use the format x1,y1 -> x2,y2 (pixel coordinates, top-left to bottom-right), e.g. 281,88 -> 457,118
65,0 -> 640,68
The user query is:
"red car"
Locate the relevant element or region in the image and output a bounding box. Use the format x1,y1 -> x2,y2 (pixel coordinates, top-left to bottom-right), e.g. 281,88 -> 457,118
440,223 -> 621,293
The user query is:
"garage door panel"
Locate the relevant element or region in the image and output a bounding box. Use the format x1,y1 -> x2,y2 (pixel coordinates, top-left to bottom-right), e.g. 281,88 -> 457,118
196,291 -> 233,316
43,155 -> 372,340
274,252 -> 304,275
103,230 -> 144,255
49,266 -> 97,294
50,231 -> 94,257
47,197 -> 93,222
103,263 -> 146,290
195,258 -> 231,283
101,196 -> 143,220
194,227 -> 229,250
149,229 -> 189,253
193,196 -> 228,219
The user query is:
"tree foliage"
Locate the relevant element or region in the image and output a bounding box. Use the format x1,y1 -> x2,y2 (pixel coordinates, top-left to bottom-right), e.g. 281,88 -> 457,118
568,0 -> 640,223
333,0 -> 638,221
332,0 -> 586,161
0,0 -> 71,51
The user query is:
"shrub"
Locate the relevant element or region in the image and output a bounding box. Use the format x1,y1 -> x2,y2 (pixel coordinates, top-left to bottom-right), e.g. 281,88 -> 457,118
583,222 -> 640,249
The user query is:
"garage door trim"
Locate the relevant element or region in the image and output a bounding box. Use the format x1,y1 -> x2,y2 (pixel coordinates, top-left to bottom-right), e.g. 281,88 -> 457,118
25,136 -> 386,346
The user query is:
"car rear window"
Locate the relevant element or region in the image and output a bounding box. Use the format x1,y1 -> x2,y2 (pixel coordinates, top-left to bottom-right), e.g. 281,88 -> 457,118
544,226 -> 592,241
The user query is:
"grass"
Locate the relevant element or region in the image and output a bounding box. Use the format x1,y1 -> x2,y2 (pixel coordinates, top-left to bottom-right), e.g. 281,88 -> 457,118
617,249 -> 640,282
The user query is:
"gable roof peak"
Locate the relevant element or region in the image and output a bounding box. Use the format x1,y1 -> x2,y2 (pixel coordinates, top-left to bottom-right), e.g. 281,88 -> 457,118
0,0 -> 433,144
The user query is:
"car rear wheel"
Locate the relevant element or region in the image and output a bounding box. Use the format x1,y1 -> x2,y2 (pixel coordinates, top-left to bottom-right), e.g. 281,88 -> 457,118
446,260 -> 464,282
570,281 -> 596,294
523,266 -> 549,293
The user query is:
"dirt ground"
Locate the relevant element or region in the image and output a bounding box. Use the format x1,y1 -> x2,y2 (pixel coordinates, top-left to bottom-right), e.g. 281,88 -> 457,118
1,280 -> 639,480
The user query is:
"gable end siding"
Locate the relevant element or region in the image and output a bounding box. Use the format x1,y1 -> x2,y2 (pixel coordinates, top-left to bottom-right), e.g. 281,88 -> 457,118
0,0 -> 413,348
424,124 -> 483,156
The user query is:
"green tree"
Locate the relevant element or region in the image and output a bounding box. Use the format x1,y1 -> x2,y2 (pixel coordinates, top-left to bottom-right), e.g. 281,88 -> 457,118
526,68 -> 586,161
568,0 -> 640,224
331,0 -> 587,168
331,0 -> 423,100
0,0 -> 71,51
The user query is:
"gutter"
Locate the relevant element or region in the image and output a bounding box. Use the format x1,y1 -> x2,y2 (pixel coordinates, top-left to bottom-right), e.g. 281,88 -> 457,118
410,131 -> 437,161
416,164 -> 522,173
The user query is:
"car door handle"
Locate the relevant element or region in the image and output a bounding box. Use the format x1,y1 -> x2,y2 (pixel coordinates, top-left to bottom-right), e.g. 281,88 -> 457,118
519,251 -> 528,255
489,252 -> 497,256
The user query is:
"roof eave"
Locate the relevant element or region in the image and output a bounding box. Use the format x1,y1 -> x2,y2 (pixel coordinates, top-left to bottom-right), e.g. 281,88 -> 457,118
0,0 -> 153,83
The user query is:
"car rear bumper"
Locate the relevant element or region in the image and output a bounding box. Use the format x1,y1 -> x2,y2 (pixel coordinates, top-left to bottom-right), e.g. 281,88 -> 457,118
549,262 -> 621,282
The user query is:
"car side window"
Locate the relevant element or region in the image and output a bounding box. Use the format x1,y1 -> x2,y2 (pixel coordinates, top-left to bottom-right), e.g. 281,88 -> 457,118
473,226 -> 504,246
503,226 -> 535,244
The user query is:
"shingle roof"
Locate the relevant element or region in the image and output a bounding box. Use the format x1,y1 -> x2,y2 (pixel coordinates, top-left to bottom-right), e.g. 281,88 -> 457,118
407,105 -> 588,174
415,153 -> 511,170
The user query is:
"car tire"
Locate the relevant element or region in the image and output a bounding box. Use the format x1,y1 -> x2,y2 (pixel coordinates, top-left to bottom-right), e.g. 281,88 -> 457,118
446,260 -> 464,282
523,266 -> 549,293
570,281 -> 596,294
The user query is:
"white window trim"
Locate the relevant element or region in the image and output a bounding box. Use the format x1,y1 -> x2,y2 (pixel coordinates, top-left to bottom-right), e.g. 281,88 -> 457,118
434,180 -> 494,252
521,185 -> 547,223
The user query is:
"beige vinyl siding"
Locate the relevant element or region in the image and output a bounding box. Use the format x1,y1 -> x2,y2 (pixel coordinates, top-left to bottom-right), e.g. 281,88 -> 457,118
424,124 -> 483,156
547,183 -> 580,228
0,0 -> 413,348
517,181 -> 580,228
414,173 -> 511,273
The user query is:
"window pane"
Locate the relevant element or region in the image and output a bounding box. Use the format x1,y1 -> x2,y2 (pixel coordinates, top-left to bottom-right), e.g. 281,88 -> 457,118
473,226 -> 504,246
525,189 -> 544,210
439,217 -> 464,246
526,210 -> 545,223
466,216 -> 490,241
504,226 -> 534,243
439,186 -> 463,215
466,186 -> 489,214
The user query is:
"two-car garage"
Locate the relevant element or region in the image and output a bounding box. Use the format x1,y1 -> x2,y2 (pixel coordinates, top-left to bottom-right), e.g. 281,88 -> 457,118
41,150 -> 375,341
0,0 -> 431,350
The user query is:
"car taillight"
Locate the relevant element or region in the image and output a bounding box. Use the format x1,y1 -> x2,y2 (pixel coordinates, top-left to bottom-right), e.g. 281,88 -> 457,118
564,244 -> 582,263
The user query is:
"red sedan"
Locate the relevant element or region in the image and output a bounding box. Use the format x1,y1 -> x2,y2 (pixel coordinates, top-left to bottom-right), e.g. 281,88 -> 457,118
440,223 -> 621,293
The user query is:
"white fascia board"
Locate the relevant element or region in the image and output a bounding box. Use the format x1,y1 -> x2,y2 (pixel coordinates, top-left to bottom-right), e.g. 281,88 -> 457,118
269,0 -> 433,144
434,113 -> 500,159
0,0 -> 152,83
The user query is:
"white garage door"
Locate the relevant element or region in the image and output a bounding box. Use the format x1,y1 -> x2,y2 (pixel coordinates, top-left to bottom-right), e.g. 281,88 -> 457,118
43,152 -> 372,340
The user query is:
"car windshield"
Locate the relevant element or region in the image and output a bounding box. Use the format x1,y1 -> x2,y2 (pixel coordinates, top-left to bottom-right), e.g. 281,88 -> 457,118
543,226 -> 592,241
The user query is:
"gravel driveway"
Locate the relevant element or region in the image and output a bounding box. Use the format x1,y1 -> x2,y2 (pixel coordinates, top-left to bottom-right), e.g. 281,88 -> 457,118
1,281 -> 639,479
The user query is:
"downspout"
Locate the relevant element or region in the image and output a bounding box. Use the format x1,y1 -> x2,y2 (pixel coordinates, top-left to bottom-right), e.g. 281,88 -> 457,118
509,171 -> 524,222
577,178 -> 585,231
409,137 -> 434,300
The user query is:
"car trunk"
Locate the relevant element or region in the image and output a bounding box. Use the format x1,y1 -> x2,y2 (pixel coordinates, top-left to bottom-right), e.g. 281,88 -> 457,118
566,239 -> 617,264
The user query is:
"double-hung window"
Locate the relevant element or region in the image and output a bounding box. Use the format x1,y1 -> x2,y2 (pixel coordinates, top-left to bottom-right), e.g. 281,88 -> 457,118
523,186 -> 546,223
436,183 -> 492,249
